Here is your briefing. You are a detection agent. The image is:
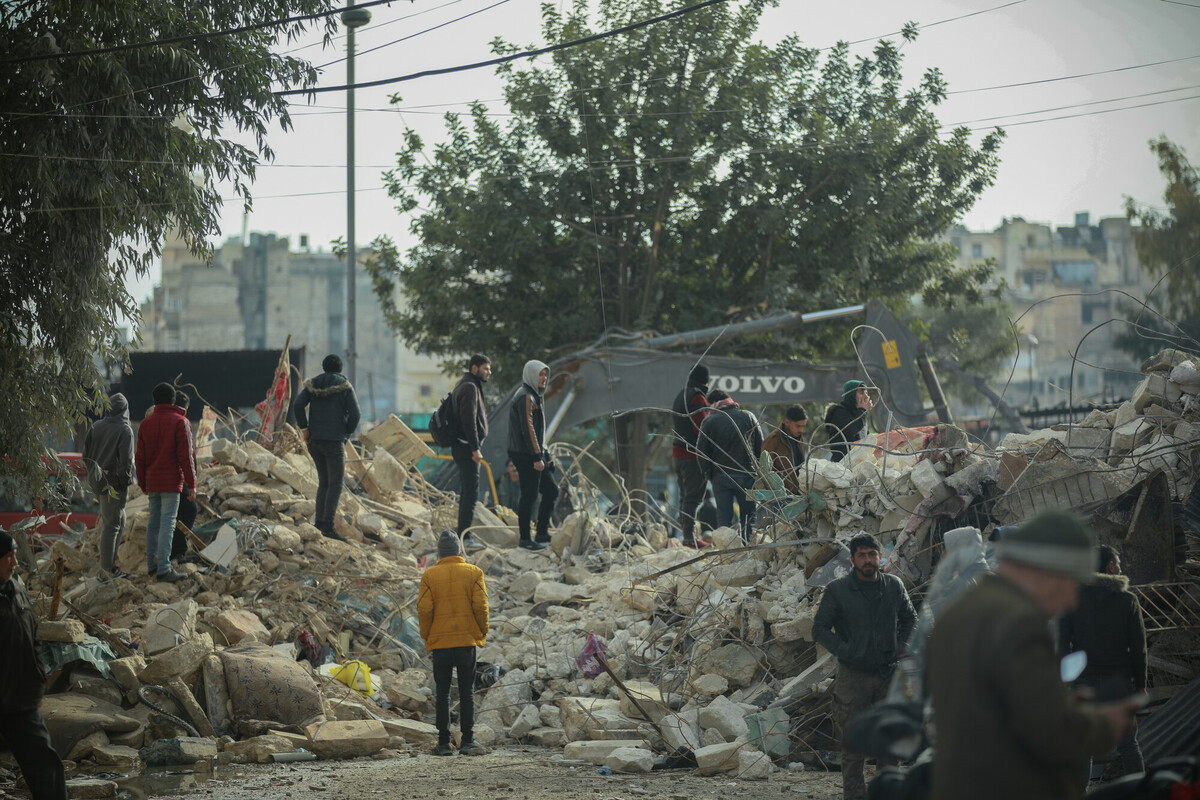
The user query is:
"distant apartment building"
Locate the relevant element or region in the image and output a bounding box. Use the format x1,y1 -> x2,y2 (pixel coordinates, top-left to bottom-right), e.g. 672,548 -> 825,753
139,232 -> 452,420
943,212 -> 1147,410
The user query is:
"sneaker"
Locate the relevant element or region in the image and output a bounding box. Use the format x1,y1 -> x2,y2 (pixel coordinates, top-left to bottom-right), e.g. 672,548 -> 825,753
432,742 -> 455,756
100,567 -> 127,582
156,569 -> 188,583
518,539 -> 548,551
322,531 -> 348,542
462,532 -> 487,552
459,741 -> 489,756
533,534 -> 552,544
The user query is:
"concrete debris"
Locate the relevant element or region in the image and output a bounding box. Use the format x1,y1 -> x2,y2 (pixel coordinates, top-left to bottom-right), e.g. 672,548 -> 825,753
13,352 -> 1199,783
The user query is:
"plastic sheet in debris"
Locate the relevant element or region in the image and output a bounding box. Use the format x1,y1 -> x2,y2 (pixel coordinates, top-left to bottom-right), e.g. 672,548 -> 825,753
41,635 -> 117,679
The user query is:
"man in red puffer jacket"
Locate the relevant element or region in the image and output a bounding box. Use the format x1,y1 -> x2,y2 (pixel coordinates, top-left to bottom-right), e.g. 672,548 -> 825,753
136,382 -> 195,582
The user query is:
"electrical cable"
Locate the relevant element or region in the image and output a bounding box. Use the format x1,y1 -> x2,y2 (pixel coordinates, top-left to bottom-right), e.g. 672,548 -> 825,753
0,0 -> 400,65
273,0 -> 733,96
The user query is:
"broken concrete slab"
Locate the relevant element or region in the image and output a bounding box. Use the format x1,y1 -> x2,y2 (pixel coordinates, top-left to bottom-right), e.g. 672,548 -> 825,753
137,633 -> 213,685
562,739 -> 644,764
65,777 -> 118,798
305,720 -> 388,759
509,703 -> 541,739
695,741 -> 741,775
380,718 -> 438,745
142,599 -> 198,655
140,737 -> 218,767
699,694 -> 750,741
37,619 -> 86,643
738,748 -> 773,779
212,608 -> 269,645
604,746 -> 655,773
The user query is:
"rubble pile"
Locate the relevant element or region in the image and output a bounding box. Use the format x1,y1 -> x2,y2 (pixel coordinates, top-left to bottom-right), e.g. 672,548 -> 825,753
9,349 -> 1199,788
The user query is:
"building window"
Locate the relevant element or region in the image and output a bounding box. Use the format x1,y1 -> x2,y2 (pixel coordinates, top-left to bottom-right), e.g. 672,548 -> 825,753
971,243 -> 982,258
1027,235 -> 1035,247
419,384 -> 432,398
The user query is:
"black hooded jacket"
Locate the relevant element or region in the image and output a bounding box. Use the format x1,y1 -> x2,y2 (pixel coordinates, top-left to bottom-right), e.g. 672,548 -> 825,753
823,382 -> 869,462
0,576 -> 45,713
1059,573 -> 1147,697
293,373 -> 361,442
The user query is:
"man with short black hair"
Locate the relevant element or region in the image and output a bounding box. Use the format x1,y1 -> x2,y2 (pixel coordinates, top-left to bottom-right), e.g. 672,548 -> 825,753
813,532 -> 916,800
762,404 -> 807,494
671,365 -> 711,547
928,511 -> 1141,800
293,354 -> 361,541
1060,544 -> 1147,782
451,355 -> 491,539
136,382 -> 195,581
0,532 -> 67,800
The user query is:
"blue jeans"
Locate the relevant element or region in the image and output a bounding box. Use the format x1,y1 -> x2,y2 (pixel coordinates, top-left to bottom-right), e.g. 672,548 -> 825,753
308,439 -> 346,534
712,473 -> 756,543
146,492 -> 181,574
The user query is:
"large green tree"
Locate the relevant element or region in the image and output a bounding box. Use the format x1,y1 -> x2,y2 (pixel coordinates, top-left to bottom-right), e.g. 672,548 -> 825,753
1119,137 -> 1200,359
1,2 -> 334,504
369,0 -> 1003,491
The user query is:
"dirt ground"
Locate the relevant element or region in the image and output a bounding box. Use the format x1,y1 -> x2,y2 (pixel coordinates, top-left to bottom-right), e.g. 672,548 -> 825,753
109,745 -> 848,800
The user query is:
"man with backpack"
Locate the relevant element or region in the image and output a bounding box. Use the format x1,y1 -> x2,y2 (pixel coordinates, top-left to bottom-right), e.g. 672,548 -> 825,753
449,355 -> 492,542
82,392 -> 134,581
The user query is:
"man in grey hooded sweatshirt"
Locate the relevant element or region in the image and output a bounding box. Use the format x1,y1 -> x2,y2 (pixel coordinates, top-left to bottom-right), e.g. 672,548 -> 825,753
507,360 -> 555,551
82,393 -> 135,579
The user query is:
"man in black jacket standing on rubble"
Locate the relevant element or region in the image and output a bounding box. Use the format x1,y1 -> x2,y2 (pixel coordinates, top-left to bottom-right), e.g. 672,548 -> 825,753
0,532 -> 68,800
451,355 -> 492,543
814,532 -> 916,800
294,354 -> 361,541
696,389 -> 763,543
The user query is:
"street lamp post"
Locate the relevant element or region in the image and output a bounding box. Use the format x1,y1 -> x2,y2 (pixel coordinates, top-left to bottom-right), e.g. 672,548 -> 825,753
342,4 -> 370,385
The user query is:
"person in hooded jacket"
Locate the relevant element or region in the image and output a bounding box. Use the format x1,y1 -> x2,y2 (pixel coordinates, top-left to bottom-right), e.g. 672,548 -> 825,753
696,389 -> 764,543
293,354 -> 361,541
82,392 -> 134,580
1060,545 -> 1147,781
670,365 -> 711,547
823,380 -> 873,462
0,532 -> 68,800
508,360 -> 555,551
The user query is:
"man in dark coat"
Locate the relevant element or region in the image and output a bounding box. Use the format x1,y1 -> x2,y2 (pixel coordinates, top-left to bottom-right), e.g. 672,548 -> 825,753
0,532 -> 68,800
293,354 -> 361,541
81,392 -> 134,580
822,380 -> 872,463
1060,544 -> 1147,780
449,355 -> 491,539
670,365 -> 711,547
928,511 -> 1141,800
507,359 -> 554,551
813,532 -> 916,800
696,389 -> 763,543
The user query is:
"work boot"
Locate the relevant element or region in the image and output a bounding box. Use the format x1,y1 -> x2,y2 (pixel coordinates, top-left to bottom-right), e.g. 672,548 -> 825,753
459,740 -> 489,756
431,741 -> 454,756
322,530 -> 348,542
518,539 -> 548,551
156,569 -> 188,583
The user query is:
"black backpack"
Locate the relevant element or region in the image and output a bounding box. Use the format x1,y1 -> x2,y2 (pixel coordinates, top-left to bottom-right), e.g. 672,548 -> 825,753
427,391 -> 458,447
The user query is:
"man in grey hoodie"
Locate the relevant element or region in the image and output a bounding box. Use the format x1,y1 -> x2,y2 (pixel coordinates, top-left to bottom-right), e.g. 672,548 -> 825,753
507,360 -> 555,551
293,354 -> 361,541
81,393 -> 135,579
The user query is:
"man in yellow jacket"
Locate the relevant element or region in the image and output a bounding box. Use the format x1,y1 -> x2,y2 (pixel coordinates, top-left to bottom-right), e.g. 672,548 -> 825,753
419,530 -> 490,756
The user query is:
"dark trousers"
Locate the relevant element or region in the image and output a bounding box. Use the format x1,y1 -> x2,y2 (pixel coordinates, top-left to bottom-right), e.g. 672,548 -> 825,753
454,455 -> 480,535
309,439 -> 346,534
432,646 -> 476,744
0,708 -> 67,800
511,452 -> 559,542
833,665 -> 894,800
171,490 -> 197,560
673,457 -> 706,542
713,472 -> 756,543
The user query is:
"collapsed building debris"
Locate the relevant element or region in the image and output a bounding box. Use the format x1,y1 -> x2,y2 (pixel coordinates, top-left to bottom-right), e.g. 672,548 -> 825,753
4,349 -> 1199,793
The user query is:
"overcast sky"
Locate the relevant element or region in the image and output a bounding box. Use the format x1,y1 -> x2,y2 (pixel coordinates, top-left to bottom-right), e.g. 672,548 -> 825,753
127,0 -> 1200,304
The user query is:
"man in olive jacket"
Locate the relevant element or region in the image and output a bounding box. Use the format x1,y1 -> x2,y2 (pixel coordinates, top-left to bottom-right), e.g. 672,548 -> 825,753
418,531 -> 490,756
928,511 -> 1141,800
0,532 -> 68,800
813,532 -> 916,800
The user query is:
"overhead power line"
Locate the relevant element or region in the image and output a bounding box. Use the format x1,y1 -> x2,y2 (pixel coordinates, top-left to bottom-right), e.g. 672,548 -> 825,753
0,0 -> 401,66
948,53 -> 1200,94
274,0 -> 733,96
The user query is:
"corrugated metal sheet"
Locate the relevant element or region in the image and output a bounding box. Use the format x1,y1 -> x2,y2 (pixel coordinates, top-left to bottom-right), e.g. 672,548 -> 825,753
1140,676 -> 1200,763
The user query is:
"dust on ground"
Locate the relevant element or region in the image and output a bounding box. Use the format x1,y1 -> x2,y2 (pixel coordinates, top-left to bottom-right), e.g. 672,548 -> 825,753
149,746 -> 845,800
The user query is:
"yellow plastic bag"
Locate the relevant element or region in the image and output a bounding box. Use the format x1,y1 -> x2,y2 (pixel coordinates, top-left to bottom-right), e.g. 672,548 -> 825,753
329,659 -> 372,696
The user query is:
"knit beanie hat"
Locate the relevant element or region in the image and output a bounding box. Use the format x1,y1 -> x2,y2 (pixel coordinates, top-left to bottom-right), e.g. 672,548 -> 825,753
0,532 -> 14,558
689,364 -> 710,387
438,530 -> 461,558
996,509 -> 1096,582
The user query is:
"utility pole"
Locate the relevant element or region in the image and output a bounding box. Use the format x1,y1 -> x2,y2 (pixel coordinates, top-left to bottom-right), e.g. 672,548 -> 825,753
342,3 -> 370,385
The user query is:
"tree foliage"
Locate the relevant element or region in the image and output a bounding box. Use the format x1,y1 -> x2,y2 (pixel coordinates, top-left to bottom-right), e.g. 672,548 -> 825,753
368,0 -> 1003,488
1120,137 -> 1200,357
0,1 -> 335,504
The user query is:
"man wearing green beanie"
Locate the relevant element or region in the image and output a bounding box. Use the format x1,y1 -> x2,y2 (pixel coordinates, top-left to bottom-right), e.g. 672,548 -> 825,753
822,380 -> 872,463
927,510 -> 1143,800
